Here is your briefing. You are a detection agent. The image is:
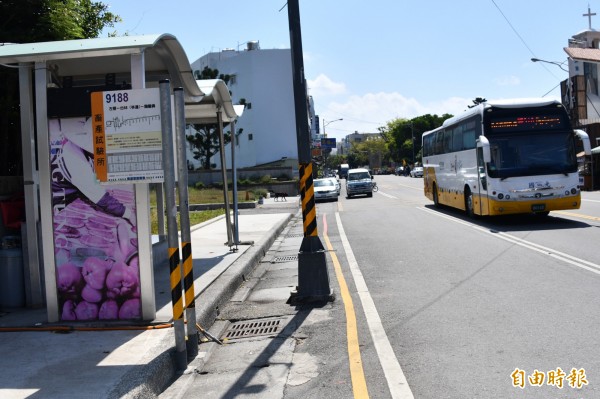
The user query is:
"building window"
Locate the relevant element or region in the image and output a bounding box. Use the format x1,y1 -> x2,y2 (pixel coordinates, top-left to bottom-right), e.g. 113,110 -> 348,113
248,134 -> 253,141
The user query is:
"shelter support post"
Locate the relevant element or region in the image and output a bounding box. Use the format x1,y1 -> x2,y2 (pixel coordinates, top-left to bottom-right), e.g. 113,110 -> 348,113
216,109 -> 234,247
230,119 -> 239,248
160,80 -> 187,370
18,62 -> 43,307
35,62 -> 60,321
174,87 -> 199,359
130,52 -> 156,320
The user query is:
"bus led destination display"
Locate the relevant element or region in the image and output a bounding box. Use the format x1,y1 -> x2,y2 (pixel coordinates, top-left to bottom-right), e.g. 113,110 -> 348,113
489,114 -> 566,132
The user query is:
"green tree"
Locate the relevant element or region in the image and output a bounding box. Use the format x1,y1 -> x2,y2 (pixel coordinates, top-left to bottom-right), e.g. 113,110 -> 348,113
0,0 -> 120,42
381,113 -> 452,165
468,97 -> 487,108
324,154 -> 346,172
186,125 -> 232,170
0,0 -> 120,176
187,66 -> 247,170
346,137 -> 388,169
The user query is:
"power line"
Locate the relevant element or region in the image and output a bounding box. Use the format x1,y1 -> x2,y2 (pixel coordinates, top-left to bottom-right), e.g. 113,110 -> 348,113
490,0 -> 561,80
490,0 -> 536,57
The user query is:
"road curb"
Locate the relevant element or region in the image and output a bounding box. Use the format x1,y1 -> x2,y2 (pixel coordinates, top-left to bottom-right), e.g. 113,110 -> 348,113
112,212 -> 294,399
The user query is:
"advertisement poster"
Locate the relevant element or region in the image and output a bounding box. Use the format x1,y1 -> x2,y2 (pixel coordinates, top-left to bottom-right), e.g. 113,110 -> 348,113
49,117 -> 141,321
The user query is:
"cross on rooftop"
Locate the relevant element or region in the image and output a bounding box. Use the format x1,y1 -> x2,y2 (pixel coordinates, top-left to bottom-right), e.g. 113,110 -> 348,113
584,5 -> 596,30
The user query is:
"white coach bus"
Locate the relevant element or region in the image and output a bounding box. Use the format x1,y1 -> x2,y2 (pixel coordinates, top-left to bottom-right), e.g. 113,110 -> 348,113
422,98 -> 591,217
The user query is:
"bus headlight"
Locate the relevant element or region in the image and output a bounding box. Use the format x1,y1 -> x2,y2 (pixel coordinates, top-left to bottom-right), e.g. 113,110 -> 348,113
571,188 -> 577,195
497,193 -> 504,200
505,194 -> 510,199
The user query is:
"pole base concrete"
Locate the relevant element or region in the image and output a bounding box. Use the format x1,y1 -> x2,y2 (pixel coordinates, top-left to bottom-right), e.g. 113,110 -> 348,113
289,236 -> 335,304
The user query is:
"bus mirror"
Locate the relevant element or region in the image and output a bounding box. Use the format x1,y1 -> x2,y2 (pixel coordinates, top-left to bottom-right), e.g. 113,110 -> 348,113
574,129 -> 592,156
477,135 -> 491,163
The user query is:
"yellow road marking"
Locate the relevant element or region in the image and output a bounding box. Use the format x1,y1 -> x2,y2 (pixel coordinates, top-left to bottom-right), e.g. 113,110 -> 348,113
555,211 -> 600,222
323,214 -> 370,399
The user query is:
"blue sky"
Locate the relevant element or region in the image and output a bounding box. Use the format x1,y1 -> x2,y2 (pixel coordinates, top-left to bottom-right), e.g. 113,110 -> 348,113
103,0 -> 598,140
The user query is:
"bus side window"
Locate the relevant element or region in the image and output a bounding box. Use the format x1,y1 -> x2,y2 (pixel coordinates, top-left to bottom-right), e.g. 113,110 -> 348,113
444,129 -> 453,153
463,129 -> 476,150
452,126 -> 463,152
435,130 -> 444,155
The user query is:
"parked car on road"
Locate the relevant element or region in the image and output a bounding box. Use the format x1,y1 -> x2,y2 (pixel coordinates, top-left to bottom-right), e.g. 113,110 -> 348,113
410,166 -> 423,178
314,178 -> 339,201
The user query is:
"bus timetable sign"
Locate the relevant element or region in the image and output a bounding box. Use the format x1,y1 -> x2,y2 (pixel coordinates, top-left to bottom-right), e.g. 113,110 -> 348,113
321,138 -> 336,149
91,88 -> 164,184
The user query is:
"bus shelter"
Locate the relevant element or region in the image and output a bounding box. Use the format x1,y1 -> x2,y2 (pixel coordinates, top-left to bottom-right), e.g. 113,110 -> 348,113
0,34 -> 241,322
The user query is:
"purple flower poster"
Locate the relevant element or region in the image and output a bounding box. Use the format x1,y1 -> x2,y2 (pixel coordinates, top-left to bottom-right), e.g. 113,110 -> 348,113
49,117 -> 141,321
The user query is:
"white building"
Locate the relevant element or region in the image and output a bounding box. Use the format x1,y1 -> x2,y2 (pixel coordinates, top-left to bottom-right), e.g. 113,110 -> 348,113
190,42 -> 300,170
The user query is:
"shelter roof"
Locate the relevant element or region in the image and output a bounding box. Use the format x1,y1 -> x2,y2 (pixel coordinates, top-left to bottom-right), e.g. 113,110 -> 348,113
185,79 -> 244,124
0,34 -> 244,122
0,34 -> 203,102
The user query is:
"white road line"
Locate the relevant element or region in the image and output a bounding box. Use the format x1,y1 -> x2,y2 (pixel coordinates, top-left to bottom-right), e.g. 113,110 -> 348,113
582,198 -> 600,203
377,191 -> 397,199
335,212 -> 414,399
418,207 -> 600,275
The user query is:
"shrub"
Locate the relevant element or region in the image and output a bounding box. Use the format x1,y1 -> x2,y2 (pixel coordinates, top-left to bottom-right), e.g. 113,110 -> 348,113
194,181 -> 205,189
259,174 -> 272,184
253,188 -> 268,198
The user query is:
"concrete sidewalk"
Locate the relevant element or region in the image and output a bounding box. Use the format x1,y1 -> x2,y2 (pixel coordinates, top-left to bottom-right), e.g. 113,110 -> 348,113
0,196 -> 299,399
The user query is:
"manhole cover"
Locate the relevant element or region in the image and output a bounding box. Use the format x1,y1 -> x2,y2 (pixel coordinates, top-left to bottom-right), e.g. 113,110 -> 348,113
222,318 -> 286,340
272,255 -> 298,263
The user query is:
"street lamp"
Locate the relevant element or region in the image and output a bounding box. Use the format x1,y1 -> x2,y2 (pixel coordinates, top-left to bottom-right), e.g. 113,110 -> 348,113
531,58 -> 568,72
323,118 -> 343,137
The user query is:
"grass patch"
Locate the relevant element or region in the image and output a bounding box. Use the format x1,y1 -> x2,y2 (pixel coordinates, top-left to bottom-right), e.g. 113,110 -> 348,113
150,208 -> 225,234
149,187 -> 252,234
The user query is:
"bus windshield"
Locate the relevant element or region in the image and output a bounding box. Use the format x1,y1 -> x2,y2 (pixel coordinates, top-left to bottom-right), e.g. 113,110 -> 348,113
484,107 -> 577,179
486,131 -> 577,179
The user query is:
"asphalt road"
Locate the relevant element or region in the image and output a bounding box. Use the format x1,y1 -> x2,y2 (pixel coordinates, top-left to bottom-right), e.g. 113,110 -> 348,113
326,174 -> 600,398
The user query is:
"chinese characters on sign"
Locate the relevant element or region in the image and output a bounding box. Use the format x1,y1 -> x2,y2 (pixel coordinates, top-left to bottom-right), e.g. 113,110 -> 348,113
511,367 -> 588,389
91,89 -> 163,183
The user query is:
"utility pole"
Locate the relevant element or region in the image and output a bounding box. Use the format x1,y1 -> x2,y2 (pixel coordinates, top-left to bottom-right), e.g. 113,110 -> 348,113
287,0 -> 333,303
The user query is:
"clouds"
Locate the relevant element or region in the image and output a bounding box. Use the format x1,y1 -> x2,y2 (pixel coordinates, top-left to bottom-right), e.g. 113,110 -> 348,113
308,74 -> 347,97
309,74 -> 472,138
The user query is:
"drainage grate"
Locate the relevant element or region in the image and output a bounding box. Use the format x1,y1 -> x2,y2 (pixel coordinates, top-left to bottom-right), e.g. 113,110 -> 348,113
272,254 -> 298,263
222,318 -> 286,340
286,233 -> 304,238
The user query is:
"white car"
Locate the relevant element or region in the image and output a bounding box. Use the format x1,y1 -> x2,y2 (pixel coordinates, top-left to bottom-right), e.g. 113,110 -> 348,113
325,177 -> 341,195
410,166 -> 423,178
314,178 -> 339,201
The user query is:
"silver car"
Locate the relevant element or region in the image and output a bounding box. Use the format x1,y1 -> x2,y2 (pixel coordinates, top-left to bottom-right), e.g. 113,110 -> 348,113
410,166 -> 423,178
325,177 -> 341,195
314,178 -> 339,201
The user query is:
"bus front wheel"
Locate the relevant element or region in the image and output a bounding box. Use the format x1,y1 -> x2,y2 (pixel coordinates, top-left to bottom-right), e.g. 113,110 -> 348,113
465,188 -> 475,218
433,184 -> 440,207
